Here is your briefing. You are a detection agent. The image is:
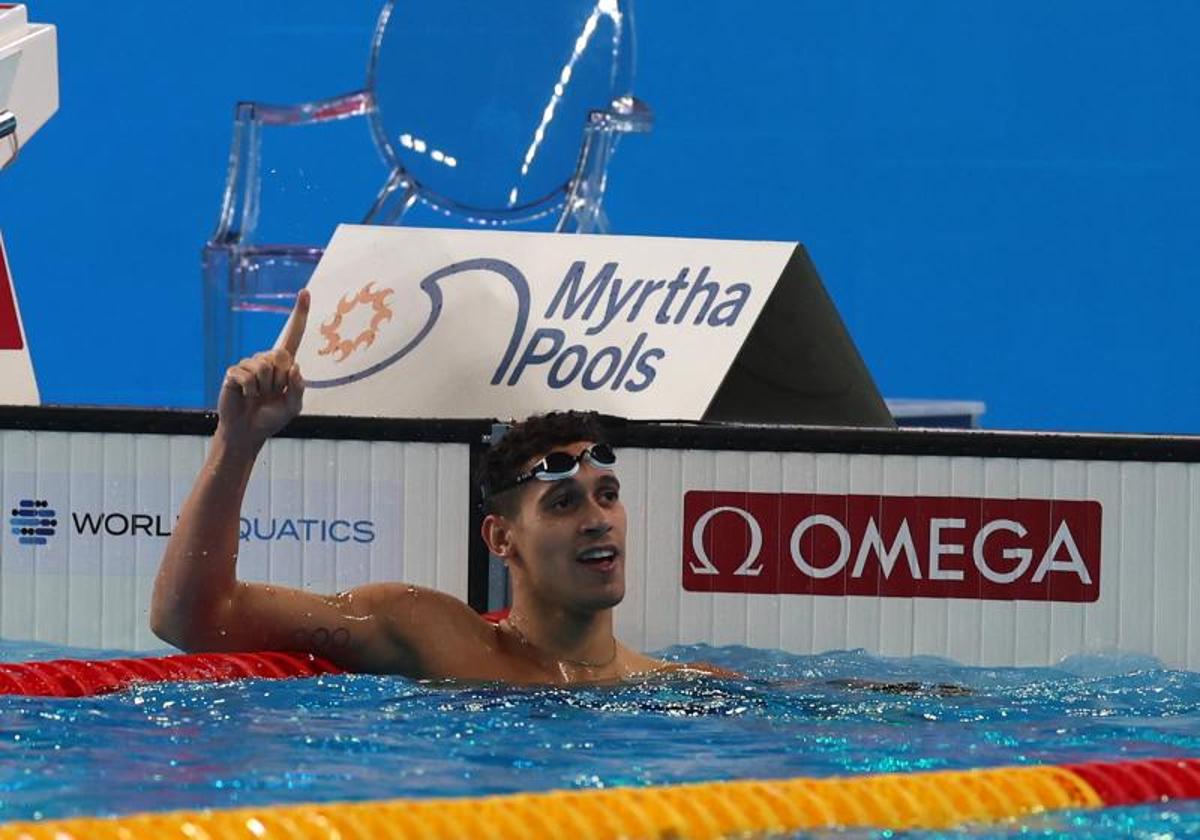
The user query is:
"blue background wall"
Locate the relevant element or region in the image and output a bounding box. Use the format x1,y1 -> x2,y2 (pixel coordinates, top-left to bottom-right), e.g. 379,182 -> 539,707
2,1 -> 1198,432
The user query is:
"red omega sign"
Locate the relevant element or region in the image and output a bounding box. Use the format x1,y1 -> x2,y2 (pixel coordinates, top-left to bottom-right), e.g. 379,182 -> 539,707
683,492 -> 1101,602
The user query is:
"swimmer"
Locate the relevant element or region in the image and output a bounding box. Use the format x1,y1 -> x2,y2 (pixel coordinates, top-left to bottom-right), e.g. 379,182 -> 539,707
151,290 -> 733,685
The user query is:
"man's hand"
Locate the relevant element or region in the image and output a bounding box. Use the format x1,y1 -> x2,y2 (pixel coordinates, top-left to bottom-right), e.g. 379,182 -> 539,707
217,289 -> 310,454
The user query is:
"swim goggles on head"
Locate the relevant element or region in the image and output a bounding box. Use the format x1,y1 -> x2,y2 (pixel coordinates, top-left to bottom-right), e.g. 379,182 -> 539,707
487,444 -> 617,497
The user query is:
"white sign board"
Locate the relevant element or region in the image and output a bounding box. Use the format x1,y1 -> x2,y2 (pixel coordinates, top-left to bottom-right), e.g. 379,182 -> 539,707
295,225 -> 797,420
0,231 -> 38,404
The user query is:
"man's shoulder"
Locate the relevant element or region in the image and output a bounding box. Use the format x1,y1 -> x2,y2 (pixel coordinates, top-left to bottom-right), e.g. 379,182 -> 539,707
657,661 -> 742,679
337,582 -> 495,669
620,648 -> 742,680
345,581 -> 482,620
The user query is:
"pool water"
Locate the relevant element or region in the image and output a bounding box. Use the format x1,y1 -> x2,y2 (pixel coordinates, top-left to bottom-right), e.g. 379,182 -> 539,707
2,640 -> 1200,838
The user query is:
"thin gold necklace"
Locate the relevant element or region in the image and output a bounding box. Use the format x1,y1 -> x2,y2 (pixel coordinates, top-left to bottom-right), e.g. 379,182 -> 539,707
504,619 -> 618,669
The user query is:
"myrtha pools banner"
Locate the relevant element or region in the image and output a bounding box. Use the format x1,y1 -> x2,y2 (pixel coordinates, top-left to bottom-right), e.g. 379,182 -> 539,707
294,225 -> 796,419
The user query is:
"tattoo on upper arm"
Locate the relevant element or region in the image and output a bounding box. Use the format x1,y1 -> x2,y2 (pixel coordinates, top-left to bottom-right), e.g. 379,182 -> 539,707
291,626 -> 351,650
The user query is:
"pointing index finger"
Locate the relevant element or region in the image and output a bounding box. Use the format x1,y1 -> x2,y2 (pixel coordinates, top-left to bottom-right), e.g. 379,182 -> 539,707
276,289 -> 311,357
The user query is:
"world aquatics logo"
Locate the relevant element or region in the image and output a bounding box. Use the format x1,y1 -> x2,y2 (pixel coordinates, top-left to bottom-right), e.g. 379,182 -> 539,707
9,498 -> 57,545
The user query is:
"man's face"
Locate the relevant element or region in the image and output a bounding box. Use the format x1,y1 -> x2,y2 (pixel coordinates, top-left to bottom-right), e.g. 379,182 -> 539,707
504,440 -> 627,613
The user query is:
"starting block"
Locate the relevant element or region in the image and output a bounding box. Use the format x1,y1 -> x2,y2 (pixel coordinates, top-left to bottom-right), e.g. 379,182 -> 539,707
0,4 -> 57,404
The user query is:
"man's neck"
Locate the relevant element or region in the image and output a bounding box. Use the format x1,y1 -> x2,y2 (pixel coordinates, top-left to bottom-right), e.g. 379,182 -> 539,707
505,599 -> 616,667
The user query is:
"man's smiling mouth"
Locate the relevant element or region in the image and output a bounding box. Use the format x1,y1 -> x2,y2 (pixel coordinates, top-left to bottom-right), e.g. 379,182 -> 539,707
577,546 -> 620,566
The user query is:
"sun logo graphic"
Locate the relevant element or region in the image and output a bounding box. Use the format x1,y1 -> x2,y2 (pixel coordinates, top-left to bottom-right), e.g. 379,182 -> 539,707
318,282 -> 395,363
9,498 -> 57,546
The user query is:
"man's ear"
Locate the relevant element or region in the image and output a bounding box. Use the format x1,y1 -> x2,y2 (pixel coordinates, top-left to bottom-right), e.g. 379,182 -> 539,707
481,513 -> 517,562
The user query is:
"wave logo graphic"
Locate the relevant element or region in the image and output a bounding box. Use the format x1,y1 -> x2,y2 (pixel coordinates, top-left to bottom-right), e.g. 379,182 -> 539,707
305,258 -> 529,389
9,498 -> 57,545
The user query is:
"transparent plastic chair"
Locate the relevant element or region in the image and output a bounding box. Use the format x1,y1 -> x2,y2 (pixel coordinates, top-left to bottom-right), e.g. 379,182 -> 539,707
202,0 -> 651,404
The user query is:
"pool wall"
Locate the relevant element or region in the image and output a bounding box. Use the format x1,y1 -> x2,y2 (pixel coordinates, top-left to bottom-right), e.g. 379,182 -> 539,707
2,407 -> 1199,668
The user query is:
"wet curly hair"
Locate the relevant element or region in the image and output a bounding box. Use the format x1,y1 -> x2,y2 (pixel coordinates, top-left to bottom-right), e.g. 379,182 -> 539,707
478,411 -> 608,516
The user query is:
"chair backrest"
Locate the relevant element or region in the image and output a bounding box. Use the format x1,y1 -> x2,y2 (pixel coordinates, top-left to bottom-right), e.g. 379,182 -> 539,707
203,0 -> 645,404
366,0 -> 638,224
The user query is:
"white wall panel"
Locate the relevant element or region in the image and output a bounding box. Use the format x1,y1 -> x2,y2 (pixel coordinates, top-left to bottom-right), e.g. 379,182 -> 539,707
1048,460 -> 1088,665
301,438 -> 338,595
1153,463 -> 1189,668
945,457 -> 985,665
913,455 -> 952,659
1118,462 -> 1155,655
400,444 -> 436,589
779,453 -> 816,655
678,450 -> 715,646
979,458 -> 1018,666
879,455 -> 917,658
36,431 -> 70,645
0,430 -> 472,651
745,451 -> 783,651
66,432 -> 102,648
334,441 -> 371,593
369,440 -> 404,585
1189,468 -> 1200,666
711,450 -> 750,647
1085,461 -> 1121,652
642,450 -> 682,652
613,447 -> 648,651
1015,458 -> 1053,666
258,437 -> 301,590
434,444 -> 470,600
845,455 -> 883,655
810,453 -> 847,654
99,435 -> 134,650
1,430 -> 35,641
133,435 -> 170,651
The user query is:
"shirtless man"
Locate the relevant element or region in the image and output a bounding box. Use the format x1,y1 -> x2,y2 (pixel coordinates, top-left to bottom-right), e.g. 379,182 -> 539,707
150,290 -> 688,684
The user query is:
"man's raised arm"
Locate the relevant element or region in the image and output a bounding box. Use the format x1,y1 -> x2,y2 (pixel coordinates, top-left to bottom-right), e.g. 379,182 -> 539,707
150,290 -> 319,653
150,291 -> 496,676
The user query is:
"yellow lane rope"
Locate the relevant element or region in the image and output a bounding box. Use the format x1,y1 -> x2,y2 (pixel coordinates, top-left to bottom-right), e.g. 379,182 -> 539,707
0,762 -> 1109,839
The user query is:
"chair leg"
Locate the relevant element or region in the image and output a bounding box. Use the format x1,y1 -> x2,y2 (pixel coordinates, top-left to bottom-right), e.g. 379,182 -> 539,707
201,245 -> 234,407
364,170 -> 418,225
559,126 -> 621,233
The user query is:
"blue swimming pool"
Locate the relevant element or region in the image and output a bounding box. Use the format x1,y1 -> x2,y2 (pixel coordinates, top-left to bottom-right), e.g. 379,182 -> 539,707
2,639 -> 1199,837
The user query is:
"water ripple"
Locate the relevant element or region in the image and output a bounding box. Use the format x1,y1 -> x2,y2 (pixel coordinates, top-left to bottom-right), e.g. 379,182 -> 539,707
1,640 -> 1199,835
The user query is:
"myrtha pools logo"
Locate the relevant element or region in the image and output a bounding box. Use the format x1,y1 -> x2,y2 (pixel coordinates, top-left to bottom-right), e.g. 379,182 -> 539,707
9,498 -> 57,545
304,257 -> 754,392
